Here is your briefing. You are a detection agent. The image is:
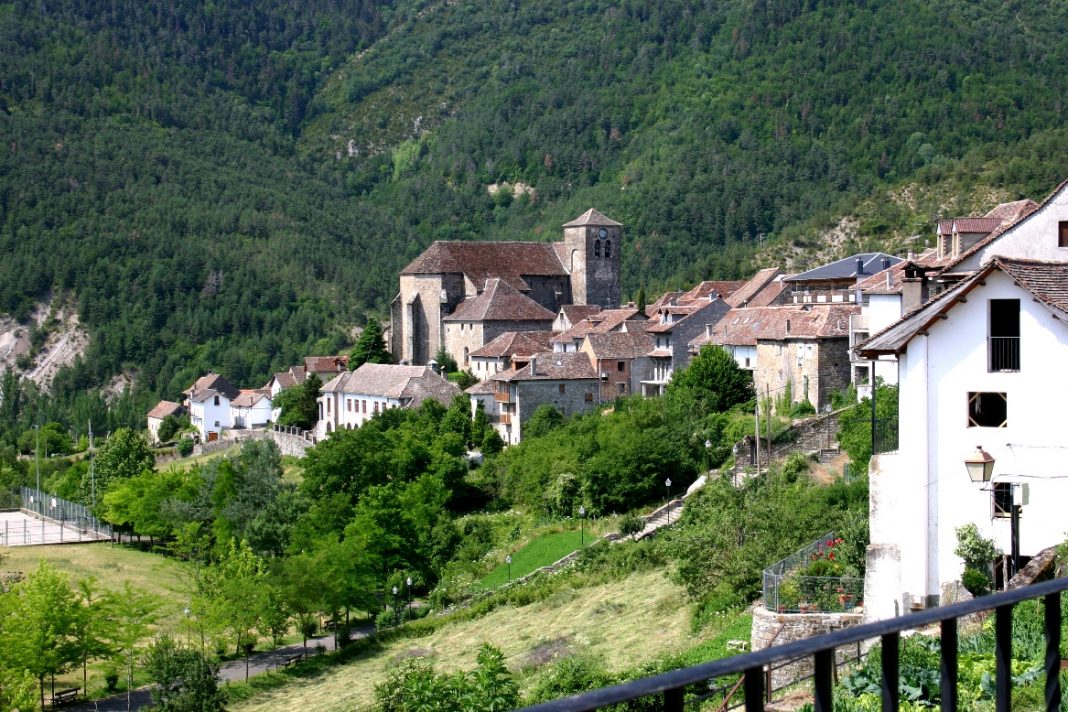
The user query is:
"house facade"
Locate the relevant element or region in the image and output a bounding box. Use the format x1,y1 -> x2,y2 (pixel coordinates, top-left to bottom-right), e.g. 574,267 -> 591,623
146,400 -> 185,445
183,373 -> 240,442
859,258 -> 1068,620
390,209 -> 622,365
579,331 -> 654,401
640,295 -> 731,396
469,331 -> 553,380
316,363 -> 460,438
231,390 -> 272,429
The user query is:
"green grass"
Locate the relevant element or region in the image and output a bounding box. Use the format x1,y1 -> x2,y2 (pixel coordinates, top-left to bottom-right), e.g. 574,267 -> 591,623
478,529 -> 586,590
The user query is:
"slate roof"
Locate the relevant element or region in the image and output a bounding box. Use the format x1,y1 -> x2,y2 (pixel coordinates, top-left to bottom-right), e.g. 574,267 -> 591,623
444,278 -> 557,322
725,268 -> 783,307
184,373 -> 240,401
470,330 -> 554,359
690,304 -> 858,349
562,208 -> 622,228
583,331 -> 655,360
400,241 -> 568,292
855,248 -> 946,296
147,400 -> 184,420
784,253 -> 902,283
321,364 -> 461,407
494,351 -> 597,382
856,258 -> 1068,357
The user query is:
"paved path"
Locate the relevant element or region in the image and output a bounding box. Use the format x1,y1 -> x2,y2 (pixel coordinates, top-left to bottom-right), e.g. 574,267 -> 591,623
70,624 -> 374,712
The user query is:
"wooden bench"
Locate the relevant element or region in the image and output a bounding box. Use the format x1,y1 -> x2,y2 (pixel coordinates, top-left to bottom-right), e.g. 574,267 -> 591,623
52,687 -> 79,707
284,652 -> 304,667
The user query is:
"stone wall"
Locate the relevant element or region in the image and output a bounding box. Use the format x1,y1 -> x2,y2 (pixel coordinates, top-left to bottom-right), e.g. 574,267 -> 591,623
755,337 -> 851,412
515,378 -> 599,441
751,605 -> 864,689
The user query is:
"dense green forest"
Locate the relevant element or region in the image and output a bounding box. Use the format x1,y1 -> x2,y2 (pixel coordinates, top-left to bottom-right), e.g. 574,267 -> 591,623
4,0 -> 1068,422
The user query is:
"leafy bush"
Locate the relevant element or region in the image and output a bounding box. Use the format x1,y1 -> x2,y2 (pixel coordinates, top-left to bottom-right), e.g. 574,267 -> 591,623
955,523 -> 999,596
791,399 -> 816,417
618,512 -> 645,537
176,438 -> 194,457
374,644 -> 517,712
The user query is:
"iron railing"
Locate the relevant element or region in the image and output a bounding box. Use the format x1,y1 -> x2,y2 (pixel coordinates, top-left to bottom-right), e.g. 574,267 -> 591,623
521,575 -> 1068,712
873,417 -> 898,454
989,336 -> 1021,372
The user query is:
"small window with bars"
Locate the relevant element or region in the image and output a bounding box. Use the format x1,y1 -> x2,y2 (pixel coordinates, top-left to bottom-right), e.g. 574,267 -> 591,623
968,392 -> 1007,428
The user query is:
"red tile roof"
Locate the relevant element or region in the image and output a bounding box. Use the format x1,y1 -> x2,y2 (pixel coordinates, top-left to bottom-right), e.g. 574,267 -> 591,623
147,400 -> 184,420
678,280 -> 746,304
444,278 -> 557,322
470,330 -> 555,358
951,217 -> 1002,234
550,308 -> 641,343
322,364 -> 461,407
400,241 -> 568,292
494,351 -> 597,382
304,355 -> 349,375
692,304 -> 858,348
232,390 -> 270,408
184,372 -> 240,401
583,331 -> 655,359
943,187 -> 1055,272
725,268 -> 783,307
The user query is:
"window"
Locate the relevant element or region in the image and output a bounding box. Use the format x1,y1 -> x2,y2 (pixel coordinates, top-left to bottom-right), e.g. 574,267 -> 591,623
559,384 -> 566,394
968,392 -> 1007,427
594,240 -> 602,258
584,392 -> 594,402
362,400 -> 367,413
617,383 -> 627,395
854,366 -> 870,385
347,399 -> 352,412
604,240 -> 612,258
989,299 -> 1020,371
1060,221 -> 1068,248
617,361 -> 625,371
213,395 -> 220,406
992,482 -> 1013,518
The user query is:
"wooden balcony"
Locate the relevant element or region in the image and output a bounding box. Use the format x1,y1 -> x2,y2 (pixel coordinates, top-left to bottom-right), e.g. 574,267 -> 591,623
498,413 -> 512,425
494,390 -> 511,403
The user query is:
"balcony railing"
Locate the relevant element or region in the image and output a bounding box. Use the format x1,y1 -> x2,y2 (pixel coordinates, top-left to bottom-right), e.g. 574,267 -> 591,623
989,336 -> 1020,371
498,413 -> 511,425
873,417 -> 898,455
494,390 -> 511,403
520,575 -> 1068,712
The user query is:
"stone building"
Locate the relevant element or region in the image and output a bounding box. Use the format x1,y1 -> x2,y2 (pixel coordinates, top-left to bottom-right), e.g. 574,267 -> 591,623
579,331 -> 654,401
390,209 -> 623,365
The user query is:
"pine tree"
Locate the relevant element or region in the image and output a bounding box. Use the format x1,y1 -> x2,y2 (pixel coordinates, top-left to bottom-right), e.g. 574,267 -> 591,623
350,319 -> 392,369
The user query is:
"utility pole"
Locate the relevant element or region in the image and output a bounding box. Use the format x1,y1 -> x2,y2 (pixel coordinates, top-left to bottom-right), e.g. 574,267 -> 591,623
34,423 -> 40,496
765,384 -> 771,468
89,419 -> 96,510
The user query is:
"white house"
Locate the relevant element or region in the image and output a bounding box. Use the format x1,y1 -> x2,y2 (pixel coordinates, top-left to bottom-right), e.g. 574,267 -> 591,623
231,390 -> 273,429
858,257 -> 1068,620
316,363 -> 461,439
183,373 -> 239,442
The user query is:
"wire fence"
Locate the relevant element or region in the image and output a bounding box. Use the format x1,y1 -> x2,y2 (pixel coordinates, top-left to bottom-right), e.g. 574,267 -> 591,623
16,486 -> 113,540
763,532 -> 864,613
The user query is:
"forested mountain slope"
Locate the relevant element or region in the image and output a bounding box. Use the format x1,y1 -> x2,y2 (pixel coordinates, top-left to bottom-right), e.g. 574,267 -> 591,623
3,0 -> 1068,420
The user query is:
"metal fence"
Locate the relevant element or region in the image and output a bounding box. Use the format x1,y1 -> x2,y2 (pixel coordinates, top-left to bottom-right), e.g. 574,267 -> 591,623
19,486 -> 113,539
521,575 -> 1068,712
763,532 -> 836,611
873,417 -> 898,454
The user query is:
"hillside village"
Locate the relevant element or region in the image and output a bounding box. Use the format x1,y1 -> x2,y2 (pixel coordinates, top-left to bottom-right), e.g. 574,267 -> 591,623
147,177 -> 1068,612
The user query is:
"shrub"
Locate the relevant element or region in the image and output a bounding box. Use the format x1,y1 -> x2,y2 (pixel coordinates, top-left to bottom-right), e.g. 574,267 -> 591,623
176,437 -> 194,457
618,512 -> 645,537
954,523 -> 999,595
792,399 -> 816,417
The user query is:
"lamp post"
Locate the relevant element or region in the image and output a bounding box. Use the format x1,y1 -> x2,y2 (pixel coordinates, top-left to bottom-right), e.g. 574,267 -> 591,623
392,585 -> 399,626
406,576 -> 412,623
506,554 -> 512,583
704,439 -> 712,473
963,446 -> 1021,578
578,505 -> 586,548
665,477 -> 672,502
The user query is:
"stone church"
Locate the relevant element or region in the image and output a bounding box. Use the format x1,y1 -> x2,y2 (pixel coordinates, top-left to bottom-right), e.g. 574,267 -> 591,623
390,209 -> 622,367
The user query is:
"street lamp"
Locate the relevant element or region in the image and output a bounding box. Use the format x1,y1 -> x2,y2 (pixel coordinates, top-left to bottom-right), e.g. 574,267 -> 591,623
406,576 -> 413,623
578,505 -> 586,548
962,446 -> 1021,578
704,439 -> 712,473
392,585 -> 399,626
506,554 -> 512,583
963,445 -> 995,483
665,477 -> 672,502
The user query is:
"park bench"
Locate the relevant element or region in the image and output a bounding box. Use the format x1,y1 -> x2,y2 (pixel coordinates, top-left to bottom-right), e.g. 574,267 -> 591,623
51,687 -> 79,707
284,652 -> 304,668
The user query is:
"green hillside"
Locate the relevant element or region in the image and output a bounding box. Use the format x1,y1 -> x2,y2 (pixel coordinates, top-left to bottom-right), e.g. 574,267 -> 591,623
3,0 -> 1068,422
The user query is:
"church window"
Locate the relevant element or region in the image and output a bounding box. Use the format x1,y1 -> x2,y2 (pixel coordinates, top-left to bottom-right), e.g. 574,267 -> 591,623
594,240 -> 602,258
605,240 -> 612,258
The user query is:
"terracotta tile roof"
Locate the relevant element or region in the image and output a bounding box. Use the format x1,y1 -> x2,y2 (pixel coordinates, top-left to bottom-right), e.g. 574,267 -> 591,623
725,268 -> 783,307
471,330 -> 554,358
856,249 -> 946,296
856,257 -> 1068,357
322,363 -> 461,407
494,351 -> 597,382
943,184 -> 1059,272
147,400 -> 184,420
400,241 -> 567,292
950,217 -> 1002,234
937,219 -> 956,235
232,390 -> 270,408
645,291 -> 684,318
784,253 -> 902,283
464,379 -> 498,395
647,348 -> 672,358
184,372 -> 239,401
557,304 -> 602,329
444,278 -> 557,322
270,371 -> 300,390
583,331 -> 654,359
550,308 -> 641,343
304,355 -> 349,375
744,279 -> 788,307
692,304 -> 858,349
678,280 -> 746,304
562,208 -> 622,228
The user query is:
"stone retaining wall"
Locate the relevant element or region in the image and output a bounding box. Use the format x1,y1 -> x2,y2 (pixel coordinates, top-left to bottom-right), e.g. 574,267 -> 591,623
751,604 -> 863,689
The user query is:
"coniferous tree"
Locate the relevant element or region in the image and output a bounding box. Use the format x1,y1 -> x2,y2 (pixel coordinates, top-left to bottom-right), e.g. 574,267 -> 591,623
350,319 -> 392,369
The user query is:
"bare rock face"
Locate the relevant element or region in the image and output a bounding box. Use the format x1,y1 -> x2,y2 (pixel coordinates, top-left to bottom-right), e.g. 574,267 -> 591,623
0,294 -> 89,390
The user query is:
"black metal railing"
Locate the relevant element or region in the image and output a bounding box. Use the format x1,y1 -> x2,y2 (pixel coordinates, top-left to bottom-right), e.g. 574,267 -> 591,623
989,336 -> 1020,371
873,417 -> 898,455
520,575 -> 1068,712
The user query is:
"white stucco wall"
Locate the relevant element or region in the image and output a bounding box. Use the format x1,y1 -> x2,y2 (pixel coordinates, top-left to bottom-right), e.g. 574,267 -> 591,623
867,269 -> 1068,619
958,188 -> 1068,271
191,397 -> 231,439
316,392 -> 400,439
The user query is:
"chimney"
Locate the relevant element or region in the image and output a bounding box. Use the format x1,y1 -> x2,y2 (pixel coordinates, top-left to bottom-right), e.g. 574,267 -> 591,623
529,355 -> 537,374
705,323 -> 713,338
785,319 -> 791,334
855,257 -> 864,274
881,256 -> 890,271
902,270 -> 929,313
